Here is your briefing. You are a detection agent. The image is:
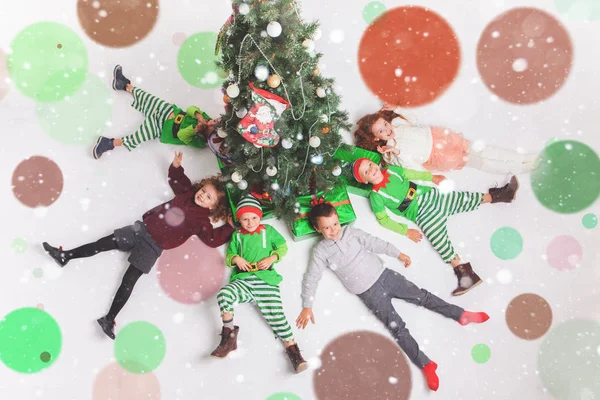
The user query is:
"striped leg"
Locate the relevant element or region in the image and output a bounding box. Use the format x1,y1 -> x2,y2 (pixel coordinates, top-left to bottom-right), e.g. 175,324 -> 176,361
246,276 -> 294,341
416,190 -> 456,263
121,94 -> 173,151
447,191 -> 483,216
217,280 -> 254,315
131,87 -> 170,117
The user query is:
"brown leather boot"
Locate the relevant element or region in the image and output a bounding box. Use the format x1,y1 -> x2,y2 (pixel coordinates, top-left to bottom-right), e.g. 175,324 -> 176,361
489,176 -> 519,203
210,326 -> 239,358
285,343 -> 308,373
451,263 -> 482,296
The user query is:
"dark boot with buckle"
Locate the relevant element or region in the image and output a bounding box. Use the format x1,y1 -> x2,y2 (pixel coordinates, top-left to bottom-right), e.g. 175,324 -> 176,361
451,263 -> 482,296
489,175 -> 519,203
211,326 -> 239,358
42,242 -> 69,267
285,343 -> 308,373
93,136 -> 115,159
112,65 -> 131,91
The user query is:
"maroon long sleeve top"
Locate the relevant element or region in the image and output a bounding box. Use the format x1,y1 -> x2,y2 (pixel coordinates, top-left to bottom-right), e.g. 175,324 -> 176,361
143,164 -> 234,250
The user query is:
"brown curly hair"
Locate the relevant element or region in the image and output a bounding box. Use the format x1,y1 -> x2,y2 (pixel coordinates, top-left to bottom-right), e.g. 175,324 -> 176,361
192,175 -> 231,223
354,109 -> 410,154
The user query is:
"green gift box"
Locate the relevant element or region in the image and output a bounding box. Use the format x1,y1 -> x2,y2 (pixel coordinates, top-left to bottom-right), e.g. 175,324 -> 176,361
333,146 -> 380,198
290,185 -> 356,241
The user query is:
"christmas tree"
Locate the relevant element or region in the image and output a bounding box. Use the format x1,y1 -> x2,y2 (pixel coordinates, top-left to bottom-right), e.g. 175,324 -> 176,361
213,0 -> 351,224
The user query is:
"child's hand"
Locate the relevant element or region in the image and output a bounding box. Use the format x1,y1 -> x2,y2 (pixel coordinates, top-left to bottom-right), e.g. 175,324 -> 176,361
172,151 -> 183,168
193,121 -> 203,133
381,102 -> 398,111
296,308 -> 315,329
398,252 -> 411,267
432,175 -> 446,185
257,255 -> 277,270
377,145 -> 400,155
206,119 -> 216,132
233,256 -> 252,271
406,229 -> 423,243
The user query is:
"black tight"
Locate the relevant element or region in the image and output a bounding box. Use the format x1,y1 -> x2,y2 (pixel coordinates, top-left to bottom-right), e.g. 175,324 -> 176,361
65,234 -> 143,322
106,265 -> 143,322
65,234 -> 119,260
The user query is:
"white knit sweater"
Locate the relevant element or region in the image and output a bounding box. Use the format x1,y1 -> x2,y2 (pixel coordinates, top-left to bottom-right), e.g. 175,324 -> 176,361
383,107 -> 433,170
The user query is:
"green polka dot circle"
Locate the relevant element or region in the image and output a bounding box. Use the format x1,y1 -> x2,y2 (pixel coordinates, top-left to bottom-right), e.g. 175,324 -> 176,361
538,319 -> 600,399
582,213 -> 598,229
177,32 -> 223,89
36,73 -> 112,145
554,0 -> 600,20
0,307 -> 62,373
363,2 -> 387,24
266,393 -> 303,400
531,140 -> 600,214
490,227 -> 523,260
471,344 -> 491,364
11,238 -> 27,253
7,22 -> 88,102
114,321 -> 166,374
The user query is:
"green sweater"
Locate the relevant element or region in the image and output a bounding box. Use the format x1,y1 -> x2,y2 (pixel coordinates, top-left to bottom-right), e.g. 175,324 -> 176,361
225,224 -> 288,286
369,165 -> 433,235
159,104 -> 210,148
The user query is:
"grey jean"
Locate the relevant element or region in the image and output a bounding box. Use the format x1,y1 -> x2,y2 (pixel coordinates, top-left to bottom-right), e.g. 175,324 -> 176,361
358,268 -> 464,368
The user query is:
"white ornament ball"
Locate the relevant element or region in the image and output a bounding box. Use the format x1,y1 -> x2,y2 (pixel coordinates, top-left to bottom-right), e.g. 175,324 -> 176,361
226,84 -> 240,98
313,28 -> 323,40
238,2 -> 250,15
319,114 -> 329,122
309,136 -> 321,148
302,39 -> 315,52
217,128 -> 228,138
267,21 -> 282,37
231,171 -> 243,183
254,65 -> 269,81
271,181 -> 280,191
294,202 -> 300,208
266,166 -> 278,176
281,138 -> 293,149
296,133 -> 304,140
260,30 -> 268,38
294,207 -> 300,213
237,180 -> 248,190
236,107 -> 248,118
310,154 -> 324,165
332,166 -> 342,176
316,87 -> 326,98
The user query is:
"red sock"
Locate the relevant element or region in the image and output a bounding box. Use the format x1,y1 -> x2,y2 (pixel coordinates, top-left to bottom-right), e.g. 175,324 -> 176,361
459,311 -> 490,326
422,361 -> 439,391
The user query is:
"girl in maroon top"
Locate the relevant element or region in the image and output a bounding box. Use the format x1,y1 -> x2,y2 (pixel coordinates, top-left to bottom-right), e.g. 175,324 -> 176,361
42,152 -> 235,339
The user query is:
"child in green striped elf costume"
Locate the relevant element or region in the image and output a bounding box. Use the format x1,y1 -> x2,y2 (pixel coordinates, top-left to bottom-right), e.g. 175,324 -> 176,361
352,158 -> 519,296
92,65 -> 218,159
210,195 -> 308,373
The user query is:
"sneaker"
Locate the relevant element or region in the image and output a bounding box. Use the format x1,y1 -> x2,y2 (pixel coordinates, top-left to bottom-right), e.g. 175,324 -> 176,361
97,316 -> 116,340
93,136 -> 114,159
42,242 -> 68,267
112,65 -> 131,91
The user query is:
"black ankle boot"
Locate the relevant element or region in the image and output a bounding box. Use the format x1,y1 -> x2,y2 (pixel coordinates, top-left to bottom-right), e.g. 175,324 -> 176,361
112,65 -> 131,91
97,316 -> 116,340
489,176 -> 519,203
42,242 -> 68,267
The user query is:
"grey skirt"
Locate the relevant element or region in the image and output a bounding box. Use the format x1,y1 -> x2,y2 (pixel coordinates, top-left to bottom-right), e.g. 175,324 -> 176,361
114,221 -> 163,274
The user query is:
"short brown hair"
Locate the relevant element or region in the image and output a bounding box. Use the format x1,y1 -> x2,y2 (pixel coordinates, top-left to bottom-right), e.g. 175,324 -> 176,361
192,174 -> 231,223
308,203 -> 337,229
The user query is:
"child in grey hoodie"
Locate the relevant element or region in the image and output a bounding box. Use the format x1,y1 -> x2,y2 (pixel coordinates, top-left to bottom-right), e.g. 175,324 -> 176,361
296,202 -> 490,392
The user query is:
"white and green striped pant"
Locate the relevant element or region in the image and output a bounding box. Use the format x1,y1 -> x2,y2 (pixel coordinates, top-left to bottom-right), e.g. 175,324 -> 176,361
122,88 -> 173,151
415,189 -> 483,263
217,276 -> 294,340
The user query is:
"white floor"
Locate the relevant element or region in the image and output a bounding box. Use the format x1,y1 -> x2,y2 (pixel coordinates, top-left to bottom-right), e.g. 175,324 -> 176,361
1,0 -> 599,399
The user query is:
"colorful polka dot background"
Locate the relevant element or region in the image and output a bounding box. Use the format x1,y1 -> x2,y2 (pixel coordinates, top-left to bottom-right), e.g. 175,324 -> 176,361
0,0 -> 598,399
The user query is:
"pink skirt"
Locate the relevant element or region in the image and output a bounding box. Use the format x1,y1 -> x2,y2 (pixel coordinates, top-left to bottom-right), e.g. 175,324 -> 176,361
422,126 -> 471,172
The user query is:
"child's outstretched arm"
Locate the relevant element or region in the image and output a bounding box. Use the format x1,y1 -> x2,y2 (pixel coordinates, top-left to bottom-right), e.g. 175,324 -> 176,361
351,226 -> 402,257
168,152 -> 193,194
296,249 -> 328,329
370,193 -> 423,242
197,221 -> 235,248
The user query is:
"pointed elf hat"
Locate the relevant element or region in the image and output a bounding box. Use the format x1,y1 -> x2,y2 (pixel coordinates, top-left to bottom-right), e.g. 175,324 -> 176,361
352,158 -> 370,183
236,195 -> 263,220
